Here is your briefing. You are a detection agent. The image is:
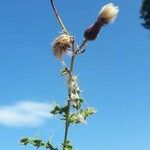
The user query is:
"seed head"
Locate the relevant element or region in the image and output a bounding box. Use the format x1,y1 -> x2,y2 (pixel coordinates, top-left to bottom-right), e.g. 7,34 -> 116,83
97,3 -> 119,25
52,34 -> 73,59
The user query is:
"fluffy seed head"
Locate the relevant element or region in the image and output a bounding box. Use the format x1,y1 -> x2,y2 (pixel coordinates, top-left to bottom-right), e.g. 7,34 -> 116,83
52,34 -> 73,59
98,3 -> 119,24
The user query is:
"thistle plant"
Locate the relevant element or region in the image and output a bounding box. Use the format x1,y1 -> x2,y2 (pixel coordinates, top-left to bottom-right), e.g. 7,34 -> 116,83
20,1 -> 119,150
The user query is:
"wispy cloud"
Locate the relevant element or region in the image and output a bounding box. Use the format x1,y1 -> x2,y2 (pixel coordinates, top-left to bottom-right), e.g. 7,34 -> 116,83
0,101 -> 51,127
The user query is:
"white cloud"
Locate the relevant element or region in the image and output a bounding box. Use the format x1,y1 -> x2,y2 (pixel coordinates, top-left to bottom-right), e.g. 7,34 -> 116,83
0,101 -> 51,127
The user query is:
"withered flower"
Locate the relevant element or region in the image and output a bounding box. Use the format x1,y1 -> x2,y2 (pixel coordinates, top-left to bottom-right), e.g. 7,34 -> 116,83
52,34 -> 73,59
97,3 -> 119,25
84,3 -> 119,41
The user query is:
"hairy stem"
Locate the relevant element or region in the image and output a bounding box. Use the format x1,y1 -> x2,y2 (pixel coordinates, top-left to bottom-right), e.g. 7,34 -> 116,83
63,39 -> 75,150
75,39 -> 87,54
50,0 -> 70,35
49,1 -> 73,149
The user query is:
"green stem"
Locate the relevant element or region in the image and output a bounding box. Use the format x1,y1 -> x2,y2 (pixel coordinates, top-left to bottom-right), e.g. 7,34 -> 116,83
63,39 -> 75,150
75,39 -> 87,54
78,39 -> 87,51
49,1 -> 75,148
50,0 -> 70,35
63,100 -> 70,149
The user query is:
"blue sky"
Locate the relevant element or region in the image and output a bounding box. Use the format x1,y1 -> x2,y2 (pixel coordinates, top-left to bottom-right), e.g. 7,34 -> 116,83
0,0 -> 150,150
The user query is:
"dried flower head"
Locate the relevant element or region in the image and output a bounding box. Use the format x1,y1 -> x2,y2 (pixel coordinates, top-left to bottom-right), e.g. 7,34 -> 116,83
98,3 -> 119,25
52,34 -> 73,59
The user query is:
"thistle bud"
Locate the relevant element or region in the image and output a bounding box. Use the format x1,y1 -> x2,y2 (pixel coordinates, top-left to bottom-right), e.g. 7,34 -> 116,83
84,21 -> 102,41
84,3 -> 119,41
52,34 -> 73,59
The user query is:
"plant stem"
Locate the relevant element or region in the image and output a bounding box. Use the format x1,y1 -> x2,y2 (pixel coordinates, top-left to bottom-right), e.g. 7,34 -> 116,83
63,39 -> 75,150
49,1 -> 74,149
75,39 -> 87,54
50,0 -> 70,35
78,39 -> 87,51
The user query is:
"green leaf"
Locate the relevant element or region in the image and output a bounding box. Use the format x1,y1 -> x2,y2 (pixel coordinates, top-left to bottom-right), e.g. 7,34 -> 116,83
20,137 -> 29,145
61,67 -> 70,76
62,140 -> 73,150
68,107 -> 96,124
20,136 -> 58,150
51,105 -> 69,115
81,107 -> 96,118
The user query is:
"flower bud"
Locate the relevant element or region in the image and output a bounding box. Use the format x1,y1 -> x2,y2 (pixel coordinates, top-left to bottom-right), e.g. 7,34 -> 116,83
84,21 -> 102,41
84,3 -> 119,41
